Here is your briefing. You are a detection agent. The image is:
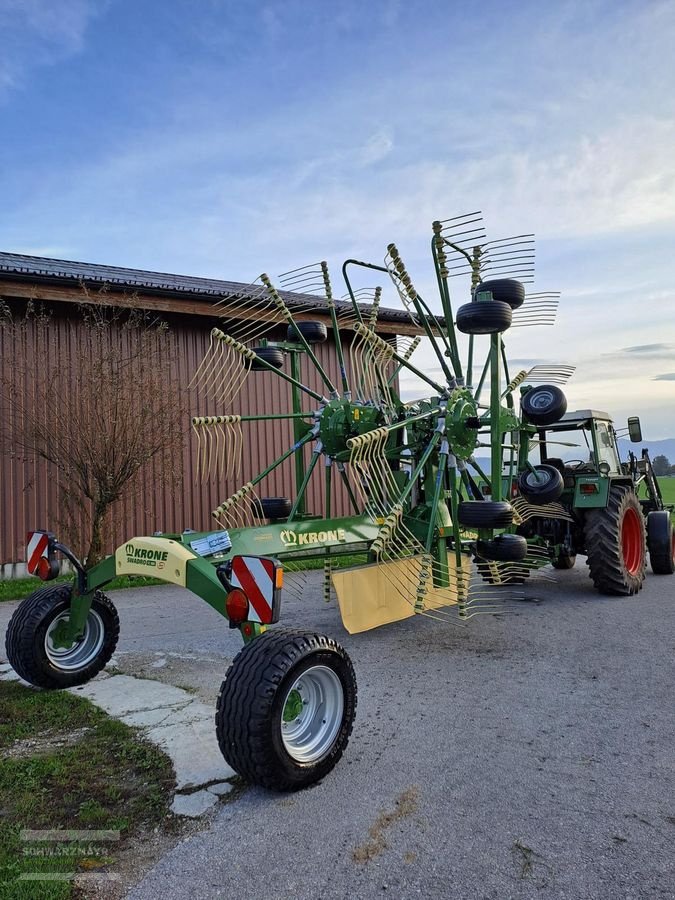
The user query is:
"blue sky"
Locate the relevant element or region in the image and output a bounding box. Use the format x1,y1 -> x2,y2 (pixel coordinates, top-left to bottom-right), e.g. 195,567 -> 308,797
1,0 -> 674,436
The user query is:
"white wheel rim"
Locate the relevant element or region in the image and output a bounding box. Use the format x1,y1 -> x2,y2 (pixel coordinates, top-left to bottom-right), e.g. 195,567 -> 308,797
281,665 -> 344,763
44,610 -> 105,671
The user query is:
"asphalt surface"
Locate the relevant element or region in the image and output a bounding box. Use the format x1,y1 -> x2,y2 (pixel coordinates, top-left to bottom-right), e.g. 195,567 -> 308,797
2,563 -> 674,899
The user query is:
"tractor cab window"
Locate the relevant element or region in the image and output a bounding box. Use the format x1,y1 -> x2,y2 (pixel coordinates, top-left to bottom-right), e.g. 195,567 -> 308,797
594,421 -> 622,474
534,425 -> 592,468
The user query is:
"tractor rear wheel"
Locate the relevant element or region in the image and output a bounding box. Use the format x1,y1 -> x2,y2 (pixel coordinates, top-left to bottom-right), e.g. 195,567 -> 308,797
647,510 -> 675,575
5,584 -> 119,688
583,488 -> 646,595
215,629 -> 357,791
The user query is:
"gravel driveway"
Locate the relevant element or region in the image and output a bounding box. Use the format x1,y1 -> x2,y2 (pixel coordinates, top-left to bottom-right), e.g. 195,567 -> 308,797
2,562 -> 673,898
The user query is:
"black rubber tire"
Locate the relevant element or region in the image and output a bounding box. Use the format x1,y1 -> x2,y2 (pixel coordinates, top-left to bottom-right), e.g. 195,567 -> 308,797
255,497 -> 292,519
5,584 -> 119,689
521,385 -> 567,426
544,457 -> 566,476
551,552 -> 576,570
457,500 -> 514,529
517,465 -> 564,504
455,300 -> 512,335
647,510 -> 675,575
474,278 -> 525,309
476,533 -> 528,562
583,488 -> 646,595
287,321 -> 328,344
250,347 -> 285,370
215,629 -> 357,791
476,560 -> 530,585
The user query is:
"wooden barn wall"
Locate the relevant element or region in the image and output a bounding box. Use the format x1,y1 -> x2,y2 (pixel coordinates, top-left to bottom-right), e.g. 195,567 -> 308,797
0,296 -> 380,565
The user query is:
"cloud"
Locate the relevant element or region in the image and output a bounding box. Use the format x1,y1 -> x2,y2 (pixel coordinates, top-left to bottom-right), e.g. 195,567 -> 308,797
653,373 -> 675,381
621,343 -> 675,354
359,130 -> 394,166
0,0 -> 104,98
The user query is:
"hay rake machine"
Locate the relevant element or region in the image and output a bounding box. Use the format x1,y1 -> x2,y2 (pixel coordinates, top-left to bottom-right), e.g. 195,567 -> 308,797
8,212 -> 632,790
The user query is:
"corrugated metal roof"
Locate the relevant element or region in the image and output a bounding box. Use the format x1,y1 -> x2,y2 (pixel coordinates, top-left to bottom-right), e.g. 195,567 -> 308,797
0,251 -> 411,324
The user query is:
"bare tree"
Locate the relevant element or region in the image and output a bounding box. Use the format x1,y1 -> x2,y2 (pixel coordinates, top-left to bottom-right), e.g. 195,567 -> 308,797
0,290 -> 187,566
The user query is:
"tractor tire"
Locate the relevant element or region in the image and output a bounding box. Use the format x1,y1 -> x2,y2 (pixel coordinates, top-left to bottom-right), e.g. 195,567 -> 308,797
583,488 -> 646,595
287,321 -> 328,344
455,300 -> 512,335
647,510 -> 675,575
521,384 -> 567,426
517,465 -> 564,504
476,560 -> 530,585
475,278 -> 525,309
457,501 -> 514,528
5,584 -> 119,689
551,552 -> 576,570
476,533 -> 528,562
255,497 -> 292,520
250,347 -> 285,370
215,629 -> 357,791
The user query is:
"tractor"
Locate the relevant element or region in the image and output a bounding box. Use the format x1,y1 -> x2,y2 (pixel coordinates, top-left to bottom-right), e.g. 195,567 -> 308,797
505,401 -> 674,592
5,212 -> 674,791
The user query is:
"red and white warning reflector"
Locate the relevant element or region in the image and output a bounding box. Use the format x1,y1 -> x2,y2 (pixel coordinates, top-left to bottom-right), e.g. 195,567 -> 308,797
26,530 -> 60,580
26,531 -> 50,575
229,555 -> 281,625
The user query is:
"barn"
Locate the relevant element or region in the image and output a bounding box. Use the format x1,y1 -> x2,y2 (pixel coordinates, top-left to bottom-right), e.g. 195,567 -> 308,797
0,252 -> 420,574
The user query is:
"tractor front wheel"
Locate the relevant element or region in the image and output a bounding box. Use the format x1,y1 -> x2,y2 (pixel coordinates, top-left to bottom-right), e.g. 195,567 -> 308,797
647,510 -> 675,575
5,584 -> 119,688
215,630 -> 357,791
583,488 -> 646,595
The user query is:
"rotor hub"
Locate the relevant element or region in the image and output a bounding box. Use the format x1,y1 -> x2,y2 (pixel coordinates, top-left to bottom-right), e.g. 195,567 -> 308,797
318,400 -> 385,458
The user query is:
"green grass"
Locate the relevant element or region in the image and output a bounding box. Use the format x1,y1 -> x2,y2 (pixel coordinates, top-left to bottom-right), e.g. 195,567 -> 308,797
0,574 -> 165,604
0,681 -> 174,899
0,555 -> 369,605
656,476 -> 675,511
638,477 -> 675,520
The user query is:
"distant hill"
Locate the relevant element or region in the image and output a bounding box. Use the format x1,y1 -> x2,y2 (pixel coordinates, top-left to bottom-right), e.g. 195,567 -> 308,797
473,437 -> 675,475
617,438 -> 675,463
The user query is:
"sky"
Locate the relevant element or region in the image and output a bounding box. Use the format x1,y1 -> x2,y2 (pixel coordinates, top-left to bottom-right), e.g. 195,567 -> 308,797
1,0 -> 674,437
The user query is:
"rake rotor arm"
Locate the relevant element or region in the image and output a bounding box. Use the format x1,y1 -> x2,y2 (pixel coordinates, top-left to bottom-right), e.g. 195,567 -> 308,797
353,323 -> 447,396
253,350 -> 326,403
213,429 -> 318,522
336,462 -> 360,514
287,441 -> 323,520
386,243 -> 456,386
260,274 -> 338,398
341,259 -> 390,324
388,336 -> 421,385
319,261 -> 351,397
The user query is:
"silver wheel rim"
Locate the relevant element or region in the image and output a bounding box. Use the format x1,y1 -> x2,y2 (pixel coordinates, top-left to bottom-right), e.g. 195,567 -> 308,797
281,665 -> 344,763
525,469 -> 552,488
530,390 -> 554,410
44,610 -> 105,671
